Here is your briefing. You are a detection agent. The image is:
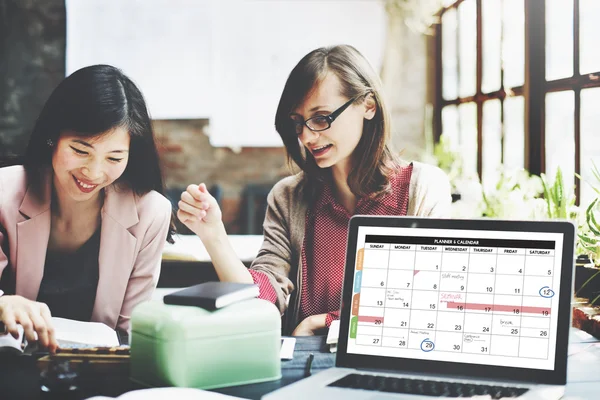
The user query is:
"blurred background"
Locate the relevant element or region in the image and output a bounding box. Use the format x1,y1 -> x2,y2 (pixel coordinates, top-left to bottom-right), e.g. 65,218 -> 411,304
2,0 -> 600,234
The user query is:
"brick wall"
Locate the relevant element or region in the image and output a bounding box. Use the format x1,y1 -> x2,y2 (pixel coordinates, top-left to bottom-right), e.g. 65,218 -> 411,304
153,119 -> 290,233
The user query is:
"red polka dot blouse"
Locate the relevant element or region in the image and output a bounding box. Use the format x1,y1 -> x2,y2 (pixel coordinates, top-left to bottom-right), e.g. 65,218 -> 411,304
249,164 -> 413,329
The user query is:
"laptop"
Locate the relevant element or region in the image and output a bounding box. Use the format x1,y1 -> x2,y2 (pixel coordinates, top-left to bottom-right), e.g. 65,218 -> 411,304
265,216 -> 575,399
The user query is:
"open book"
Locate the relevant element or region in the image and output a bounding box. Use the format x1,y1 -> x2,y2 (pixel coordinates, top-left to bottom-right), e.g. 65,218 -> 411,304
51,317 -> 120,347
0,317 -> 120,353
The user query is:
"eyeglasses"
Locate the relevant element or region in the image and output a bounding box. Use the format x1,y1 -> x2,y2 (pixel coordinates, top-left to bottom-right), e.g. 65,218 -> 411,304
289,93 -> 366,136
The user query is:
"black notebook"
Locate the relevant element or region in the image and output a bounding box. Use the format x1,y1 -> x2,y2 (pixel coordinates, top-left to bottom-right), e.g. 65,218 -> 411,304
163,282 -> 260,310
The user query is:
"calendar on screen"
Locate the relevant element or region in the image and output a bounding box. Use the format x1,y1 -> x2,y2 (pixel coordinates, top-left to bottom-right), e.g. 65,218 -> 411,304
345,226 -> 565,371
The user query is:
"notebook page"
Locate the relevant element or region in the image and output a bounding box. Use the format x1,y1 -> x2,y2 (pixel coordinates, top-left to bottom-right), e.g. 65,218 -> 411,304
52,317 -> 119,347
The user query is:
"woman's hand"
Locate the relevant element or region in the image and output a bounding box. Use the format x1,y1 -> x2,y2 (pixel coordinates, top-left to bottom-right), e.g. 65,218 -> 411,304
177,183 -> 223,240
0,295 -> 58,352
292,313 -> 327,336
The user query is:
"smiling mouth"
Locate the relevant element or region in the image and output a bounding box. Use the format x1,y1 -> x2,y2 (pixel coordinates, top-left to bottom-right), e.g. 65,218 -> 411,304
72,175 -> 99,193
311,144 -> 333,156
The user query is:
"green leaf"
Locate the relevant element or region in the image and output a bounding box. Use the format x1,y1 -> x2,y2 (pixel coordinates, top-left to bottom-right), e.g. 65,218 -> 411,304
586,199 -> 600,236
581,242 -> 599,253
590,208 -> 600,236
555,168 -> 566,218
540,173 -> 553,218
578,233 -> 597,245
575,170 -> 600,196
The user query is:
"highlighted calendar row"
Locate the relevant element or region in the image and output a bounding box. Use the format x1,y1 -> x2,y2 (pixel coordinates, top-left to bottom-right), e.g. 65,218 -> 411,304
445,301 -> 551,315
358,290 -> 552,315
356,307 -> 551,334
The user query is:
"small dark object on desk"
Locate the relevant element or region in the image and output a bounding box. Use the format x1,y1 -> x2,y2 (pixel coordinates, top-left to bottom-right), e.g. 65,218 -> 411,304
164,281 -> 259,310
40,359 -> 80,399
305,353 -> 314,377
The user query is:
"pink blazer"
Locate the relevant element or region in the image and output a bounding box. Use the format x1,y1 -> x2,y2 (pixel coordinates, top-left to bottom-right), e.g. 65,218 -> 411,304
0,166 -> 172,331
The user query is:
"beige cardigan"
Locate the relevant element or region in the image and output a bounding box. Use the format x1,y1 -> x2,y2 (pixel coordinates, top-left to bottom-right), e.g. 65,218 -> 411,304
249,161 -> 452,334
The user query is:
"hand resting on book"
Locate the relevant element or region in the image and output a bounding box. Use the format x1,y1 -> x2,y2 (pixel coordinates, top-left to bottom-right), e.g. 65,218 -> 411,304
0,316 -> 120,353
0,295 -> 58,352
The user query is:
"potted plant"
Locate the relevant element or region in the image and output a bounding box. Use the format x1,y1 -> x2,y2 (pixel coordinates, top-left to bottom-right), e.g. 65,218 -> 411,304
480,168 -> 546,220
540,167 -> 578,220
574,162 -> 600,303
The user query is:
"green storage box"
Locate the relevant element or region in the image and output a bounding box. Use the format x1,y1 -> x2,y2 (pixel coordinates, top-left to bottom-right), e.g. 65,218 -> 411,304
130,298 -> 282,389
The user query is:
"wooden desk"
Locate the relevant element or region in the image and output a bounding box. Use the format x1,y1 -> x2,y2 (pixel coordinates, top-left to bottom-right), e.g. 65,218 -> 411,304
158,234 -> 263,288
162,234 -> 263,263
1,329 -> 599,399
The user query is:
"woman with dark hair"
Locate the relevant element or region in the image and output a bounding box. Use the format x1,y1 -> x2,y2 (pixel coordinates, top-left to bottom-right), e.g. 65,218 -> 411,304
178,45 -> 451,335
0,65 -> 174,351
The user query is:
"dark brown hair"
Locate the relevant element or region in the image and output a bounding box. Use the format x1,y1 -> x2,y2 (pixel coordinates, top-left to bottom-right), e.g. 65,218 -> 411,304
24,65 -> 175,243
274,45 -> 398,202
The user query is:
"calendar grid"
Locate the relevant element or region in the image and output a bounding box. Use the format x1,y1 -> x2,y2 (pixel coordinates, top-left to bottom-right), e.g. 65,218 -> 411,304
404,245 -> 417,348
458,249 -> 471,354
360,265 -> 551,277
515,251 -> 526,358
431,256 -> 443,346
361,287 -> 553,294
355,235 -> 556,360
367,344 -> 554,360
489,248 -> 499,355
547,247 -> 557,359
378,246 -> 392,347
348,230 -> 564,373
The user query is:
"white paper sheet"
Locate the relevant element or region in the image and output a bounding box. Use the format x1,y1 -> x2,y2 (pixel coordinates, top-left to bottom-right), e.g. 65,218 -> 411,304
327,319 -> 340,345
0,325 -> 25,353
52,317 -> 120,347
85,387 -> 244,399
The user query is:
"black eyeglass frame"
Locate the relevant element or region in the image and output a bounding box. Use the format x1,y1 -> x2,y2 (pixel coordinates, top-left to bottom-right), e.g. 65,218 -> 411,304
289,92 -> 368,136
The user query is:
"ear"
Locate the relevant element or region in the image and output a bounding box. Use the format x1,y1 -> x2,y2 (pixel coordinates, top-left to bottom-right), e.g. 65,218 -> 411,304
363,93 -> 377,121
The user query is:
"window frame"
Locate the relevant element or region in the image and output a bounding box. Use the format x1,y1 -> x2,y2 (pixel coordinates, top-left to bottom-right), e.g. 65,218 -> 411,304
434,0 -> 600,203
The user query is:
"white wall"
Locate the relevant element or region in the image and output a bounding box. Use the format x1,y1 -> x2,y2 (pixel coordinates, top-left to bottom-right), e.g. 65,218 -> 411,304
66,0 -> 387,148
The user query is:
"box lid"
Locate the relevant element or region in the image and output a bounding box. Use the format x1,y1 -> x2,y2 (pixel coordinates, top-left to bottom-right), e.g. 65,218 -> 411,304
131,298 -> 280,340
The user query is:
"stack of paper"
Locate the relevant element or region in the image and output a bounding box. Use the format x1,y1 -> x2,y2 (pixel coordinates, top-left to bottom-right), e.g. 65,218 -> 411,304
326,319 -> 340,353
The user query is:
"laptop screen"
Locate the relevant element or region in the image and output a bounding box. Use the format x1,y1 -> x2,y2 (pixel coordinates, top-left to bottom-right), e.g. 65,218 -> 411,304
338,217 -> 574,385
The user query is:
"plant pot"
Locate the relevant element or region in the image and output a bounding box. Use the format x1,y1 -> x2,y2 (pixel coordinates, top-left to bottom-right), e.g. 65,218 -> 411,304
574,255 -> 600,301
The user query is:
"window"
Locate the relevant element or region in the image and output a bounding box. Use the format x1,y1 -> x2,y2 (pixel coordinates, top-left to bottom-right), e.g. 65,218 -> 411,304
435,0 -> 600,204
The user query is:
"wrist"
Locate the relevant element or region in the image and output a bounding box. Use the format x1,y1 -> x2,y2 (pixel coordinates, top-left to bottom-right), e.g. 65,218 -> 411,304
199,222 -> 230,251
310,313 -> 327,329
197,220 -> 227,243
